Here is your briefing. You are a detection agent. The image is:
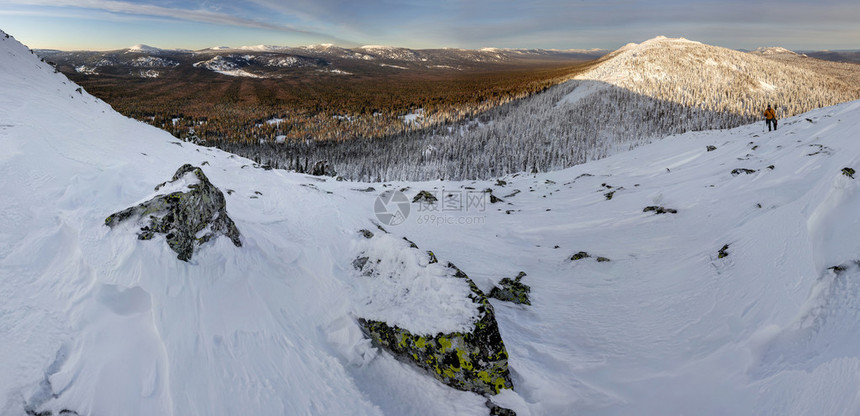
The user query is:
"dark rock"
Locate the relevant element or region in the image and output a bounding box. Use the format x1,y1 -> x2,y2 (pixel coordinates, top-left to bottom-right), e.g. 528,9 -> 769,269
706,145 -> 717,152
495,179 -> 507,186
311,160 -> 335,176
352,256 -> 370,271
570,251 -> 590,261
503,189 -> 521,198
105,164 -> 241,261
643,206 -> 677,214
718,244 -> 730,259
358,229 -> 374,239
488,272 -> 530,305
731,168 -> 757,176
486,399 -> 517,416
843,167 -> 856,179
490,194 -> 504,204
413,190 -> 438,203
767,165 -> 775,170
596,257 -> 611,262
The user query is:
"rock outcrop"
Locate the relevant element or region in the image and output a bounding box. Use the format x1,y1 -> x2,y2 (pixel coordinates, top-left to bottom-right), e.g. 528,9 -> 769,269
353,234 -> 513,396
105,164 -> 241,261
488,272 -> 531,305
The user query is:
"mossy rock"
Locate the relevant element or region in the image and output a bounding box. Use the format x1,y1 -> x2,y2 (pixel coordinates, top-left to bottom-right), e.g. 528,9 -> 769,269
718,244 -> 730,259
570,251 -> 590,261
488,272 -> 530,305
843,167 -> 856,179
486,400 -> 517,416
356,239 -> 513,396
105,164 -> 241,261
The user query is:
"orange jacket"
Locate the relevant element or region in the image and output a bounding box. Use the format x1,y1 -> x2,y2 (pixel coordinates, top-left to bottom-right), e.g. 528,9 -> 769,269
764,108 -> 775,120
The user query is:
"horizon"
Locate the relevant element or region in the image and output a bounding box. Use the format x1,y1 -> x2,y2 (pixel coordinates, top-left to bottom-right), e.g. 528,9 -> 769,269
1,1 -> 858,52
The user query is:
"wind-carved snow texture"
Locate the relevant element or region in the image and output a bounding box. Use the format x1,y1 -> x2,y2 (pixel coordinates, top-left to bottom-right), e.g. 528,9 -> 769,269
217,37 -> 860,182
754,167 -> 860,379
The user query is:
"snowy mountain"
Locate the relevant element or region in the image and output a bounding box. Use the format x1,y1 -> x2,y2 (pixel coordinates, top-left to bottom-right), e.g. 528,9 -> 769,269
41,43 -> 603,80
238,36 -> 860,182
126,44 -> 164,54
576,36 -> 859,120
6,28 -> 860,416
751,46 -> 802,56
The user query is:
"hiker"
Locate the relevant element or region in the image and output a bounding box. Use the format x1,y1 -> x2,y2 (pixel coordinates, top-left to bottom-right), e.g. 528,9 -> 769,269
764,104 -> 777,131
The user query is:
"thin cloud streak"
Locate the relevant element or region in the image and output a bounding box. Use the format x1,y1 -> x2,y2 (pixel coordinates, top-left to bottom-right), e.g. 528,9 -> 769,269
5,0 -> 351,43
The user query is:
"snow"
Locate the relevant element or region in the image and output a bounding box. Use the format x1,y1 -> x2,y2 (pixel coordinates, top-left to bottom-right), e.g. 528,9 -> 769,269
350,234 -> 481,335
130,56 -> 179,68
380,63 -> 408,70
74,65 -> 97,75
753,47 -> 799,56
126,44 -> 163,54
556,80 -> 605,106
193,56 -> 264,78
402,108 -> 425,124
238,44 -> 288,52
5,27 -> 860,416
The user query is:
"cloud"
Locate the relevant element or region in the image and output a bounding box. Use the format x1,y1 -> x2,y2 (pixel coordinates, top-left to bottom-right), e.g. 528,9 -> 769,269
5,0 -> 349,42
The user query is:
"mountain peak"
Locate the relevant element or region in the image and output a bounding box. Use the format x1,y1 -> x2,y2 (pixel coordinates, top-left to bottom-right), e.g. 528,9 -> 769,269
752,46 -> 800,56
126,44 -> 162,53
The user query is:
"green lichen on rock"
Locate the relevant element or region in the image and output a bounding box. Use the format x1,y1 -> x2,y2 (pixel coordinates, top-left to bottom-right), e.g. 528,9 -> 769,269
570,251 -> 590,261
489,272 -> 530,305
843,167 -> 856,179
356,242 -> 513,396
596,256 -> 611,262
487,400 -> 517,416
718,244 -> 730,259
105,164 -> 241,261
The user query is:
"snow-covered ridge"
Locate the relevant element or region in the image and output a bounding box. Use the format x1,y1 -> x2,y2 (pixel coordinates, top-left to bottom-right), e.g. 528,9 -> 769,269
752,46 -> 800,56
576,36 -> 860,119
130,56 -> 179,68
126,44 -> 163,54
237,44 -> 289,52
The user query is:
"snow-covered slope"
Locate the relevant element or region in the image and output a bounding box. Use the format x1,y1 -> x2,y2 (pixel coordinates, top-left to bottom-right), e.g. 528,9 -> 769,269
5,28 -> 860,416
126,44 -> 163,54
575,36 -> 860,119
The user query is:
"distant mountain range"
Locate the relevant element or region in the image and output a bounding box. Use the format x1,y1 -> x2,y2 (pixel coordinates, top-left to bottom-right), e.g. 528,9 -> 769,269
35,44 -> 607,79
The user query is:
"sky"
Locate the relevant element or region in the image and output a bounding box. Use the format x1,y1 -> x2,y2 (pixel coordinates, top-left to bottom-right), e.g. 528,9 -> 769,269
0,0 -> 858,51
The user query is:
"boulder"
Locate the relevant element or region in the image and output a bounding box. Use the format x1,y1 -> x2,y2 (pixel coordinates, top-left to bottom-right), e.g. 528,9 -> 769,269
105,164 -> 241,261
488,272 -> 530,305
354,234 -> 513,396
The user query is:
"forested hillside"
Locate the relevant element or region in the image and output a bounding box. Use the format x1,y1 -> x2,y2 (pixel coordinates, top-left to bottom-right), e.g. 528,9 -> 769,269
216,37 -> 860,181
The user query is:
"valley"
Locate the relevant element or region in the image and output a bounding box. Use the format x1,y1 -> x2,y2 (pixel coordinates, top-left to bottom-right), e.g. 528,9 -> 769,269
42,46 -> 602,143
